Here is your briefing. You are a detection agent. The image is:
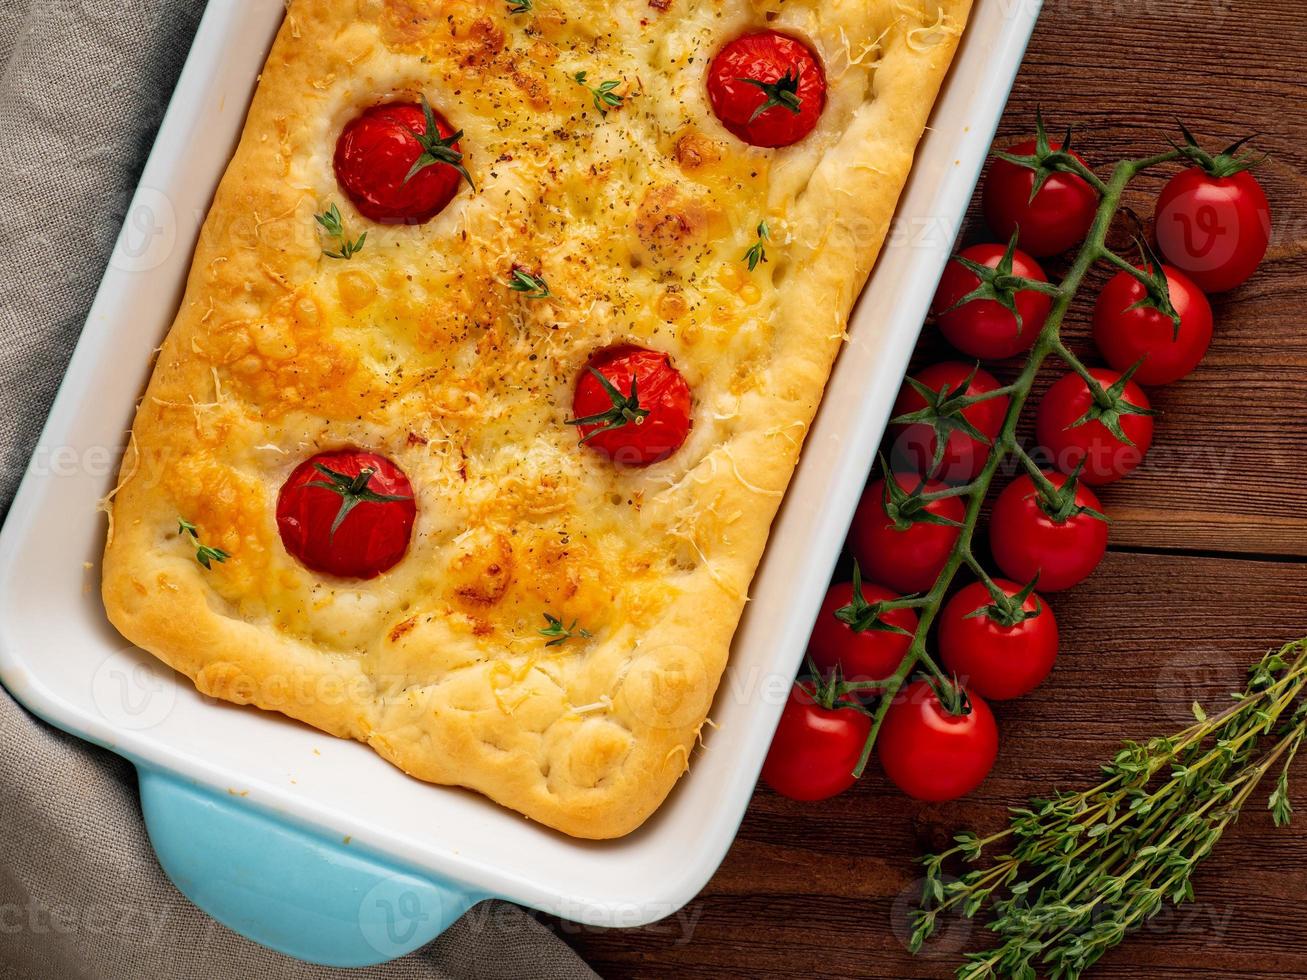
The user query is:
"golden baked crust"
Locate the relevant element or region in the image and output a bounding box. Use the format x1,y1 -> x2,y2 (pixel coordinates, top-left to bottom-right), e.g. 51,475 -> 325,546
102,0 -> 970,838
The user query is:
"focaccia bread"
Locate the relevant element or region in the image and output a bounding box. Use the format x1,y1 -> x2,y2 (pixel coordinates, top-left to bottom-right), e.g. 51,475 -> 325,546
102,0 -> 970,838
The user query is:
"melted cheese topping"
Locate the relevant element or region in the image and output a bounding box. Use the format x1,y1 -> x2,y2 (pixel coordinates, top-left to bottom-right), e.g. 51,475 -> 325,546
104,0 -> 969,837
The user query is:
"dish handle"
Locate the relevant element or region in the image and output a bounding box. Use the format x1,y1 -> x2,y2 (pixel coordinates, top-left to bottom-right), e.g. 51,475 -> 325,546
137,767 -> 488,967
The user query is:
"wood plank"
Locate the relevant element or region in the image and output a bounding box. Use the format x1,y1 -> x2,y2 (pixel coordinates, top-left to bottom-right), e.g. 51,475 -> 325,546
566,555 -> 1307,976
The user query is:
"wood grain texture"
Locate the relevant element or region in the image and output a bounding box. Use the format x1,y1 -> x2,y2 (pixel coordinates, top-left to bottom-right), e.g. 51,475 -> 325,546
563,0 -> 1307,975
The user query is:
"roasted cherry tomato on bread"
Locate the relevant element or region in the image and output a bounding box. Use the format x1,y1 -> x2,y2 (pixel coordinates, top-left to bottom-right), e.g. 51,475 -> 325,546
889,362 -> 1010,483
334,98 -> 471,224
761,681 -> 870,801
707,31 -> 826,148
808,570 -> 917,686
1155,152 -> 1271,293
277,450 -> 416,579
933,242 -> 1052,360
1035,367 -> 1153,485
876,680 -> 998,802
984,137 -> 1098,256
989,470 -> 1108,591
1092,263 -> 1213,386
569,345 -> 692,466
939,579 -> 1058,701
850,473 -> 964,594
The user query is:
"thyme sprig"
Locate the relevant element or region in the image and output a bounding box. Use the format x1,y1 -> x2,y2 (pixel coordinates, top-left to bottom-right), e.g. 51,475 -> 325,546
911,640 -> 1307,979
744,219 -> 770,270
539,613 -> 592,646
314,203 -> 366,260
507,266 -> 551,299
177,518 -> 229,569
574,71 -> 624,115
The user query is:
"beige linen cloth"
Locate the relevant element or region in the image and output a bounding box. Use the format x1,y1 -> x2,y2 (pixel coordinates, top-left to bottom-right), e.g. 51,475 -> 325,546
0,2 -> 600,977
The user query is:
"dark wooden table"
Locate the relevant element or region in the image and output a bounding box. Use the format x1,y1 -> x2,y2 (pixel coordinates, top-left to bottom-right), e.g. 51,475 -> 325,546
564,2 -> 1307,976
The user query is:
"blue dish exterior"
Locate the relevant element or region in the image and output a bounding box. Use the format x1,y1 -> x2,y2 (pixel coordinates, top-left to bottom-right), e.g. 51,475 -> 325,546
137,767 -> 486,966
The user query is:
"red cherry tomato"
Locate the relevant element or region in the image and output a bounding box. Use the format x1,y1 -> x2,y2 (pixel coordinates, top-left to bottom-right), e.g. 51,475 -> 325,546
939,580 -> 1058,701
277,450 -> 416,579
984,139 -> 1098,256
890,362 -> 1009,483
877,680 -> 998,802
1035,368 -> 1154,485
933,243 -> 1053,360
570,345 -> 692,466
706,31 -> 826,148
1092,264 -> 1213,386
808,580 -> 918,685
761,682 -> 870,801
850,473 -> 964,594
1155,167 -> 1271,293
989,471 -> 1108,591
334,101 -> 467,224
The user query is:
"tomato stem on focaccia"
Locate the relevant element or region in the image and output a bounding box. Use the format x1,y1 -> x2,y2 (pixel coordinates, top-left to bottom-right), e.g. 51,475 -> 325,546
404,95 -> 474,190
566,368 -> 650,438
739,72 -> 803,123
306,463 -> 413,538
177,518 -> 230,570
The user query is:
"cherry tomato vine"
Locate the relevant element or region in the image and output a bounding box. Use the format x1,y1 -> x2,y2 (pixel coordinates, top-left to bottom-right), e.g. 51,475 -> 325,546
856,132 -> 1190,758
769,117 -> 1269,804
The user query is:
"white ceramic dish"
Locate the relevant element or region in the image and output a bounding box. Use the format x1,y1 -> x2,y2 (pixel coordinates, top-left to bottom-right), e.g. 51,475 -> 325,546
0,0 -> 1040,967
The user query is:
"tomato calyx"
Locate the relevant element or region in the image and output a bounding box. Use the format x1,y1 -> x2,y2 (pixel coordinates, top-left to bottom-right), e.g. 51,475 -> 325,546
1067,363 -> 1155,446
1114,238 -> 1182,338
943,232 -> 1061,334
404,95 -> 474,191
565,367 -> 651,442
878,458 -> 966,532
834,562 -> 917,636
889,367 -> 1008,477
1170,120 -> 1265,179
1028,460 -> 1109,525
805,659 -> 885,711
306,463 -> 414,538
991,109 -> 1102,202
739,71 -> 803,123
966,574 -> 1043,628
923,673 -> 973,718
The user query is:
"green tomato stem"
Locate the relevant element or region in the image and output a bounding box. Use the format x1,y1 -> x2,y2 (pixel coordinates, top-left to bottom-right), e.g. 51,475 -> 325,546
862,150 -> 1184,742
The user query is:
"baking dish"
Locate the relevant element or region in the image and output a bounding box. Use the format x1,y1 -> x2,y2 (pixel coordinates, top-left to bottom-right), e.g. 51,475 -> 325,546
0,0 -> 1040,966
